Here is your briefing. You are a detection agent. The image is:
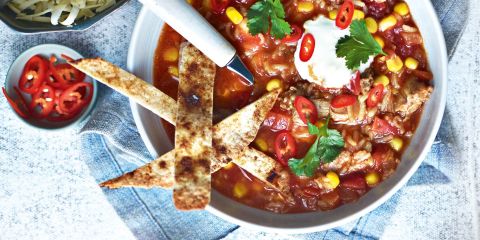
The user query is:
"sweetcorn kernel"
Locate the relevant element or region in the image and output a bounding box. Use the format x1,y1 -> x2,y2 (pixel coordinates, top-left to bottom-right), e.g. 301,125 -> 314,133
386,55 -> 404,73
326,171 -> 340,189
365,172 -> 380,186
374,75 -> 390,86
405,57 -> 419,70
233,182 -> 248,198
374,36 -> 385,48
328,10 -> 338,20
163,47 -> 179,62
298,1 -> 314,13
167,66 -> 179,77
390,137 -> 404,152
353,9 -> 365,20
365,17 -> 378,33
226,7 -> 243,25
266,79 -> 282,91
379,15 -> 397,32
254,138 -> 268,152
394,2 -> 410,16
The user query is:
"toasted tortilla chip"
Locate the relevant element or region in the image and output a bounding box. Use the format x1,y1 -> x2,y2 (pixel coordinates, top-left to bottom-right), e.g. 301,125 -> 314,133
173,44 -> 215,210
234,148 -> 294,202
69,58 -> 177,125
100,151 -> 176,189
101,90 -> 281,189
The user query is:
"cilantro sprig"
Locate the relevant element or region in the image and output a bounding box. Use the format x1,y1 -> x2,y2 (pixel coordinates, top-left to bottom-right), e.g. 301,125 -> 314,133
288,117 -> 344,177
246,0 -> 292,39
336,19 -> 386,70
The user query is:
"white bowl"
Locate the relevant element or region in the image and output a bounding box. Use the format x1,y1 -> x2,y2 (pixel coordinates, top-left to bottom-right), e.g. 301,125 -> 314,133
3,44 -> 97,130
127,0 -> 447,233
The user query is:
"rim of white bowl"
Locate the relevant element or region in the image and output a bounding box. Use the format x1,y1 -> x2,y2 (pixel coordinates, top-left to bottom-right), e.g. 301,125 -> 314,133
127,0 -> 447,233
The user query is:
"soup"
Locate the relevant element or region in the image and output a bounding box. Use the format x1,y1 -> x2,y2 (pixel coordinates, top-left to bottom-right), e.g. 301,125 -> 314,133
153,0 -> 432,213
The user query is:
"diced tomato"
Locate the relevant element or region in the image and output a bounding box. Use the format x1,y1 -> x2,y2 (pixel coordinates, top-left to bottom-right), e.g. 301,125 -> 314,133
348,71 -> 361,95
281,24 -> 302,44
303,186 -> 321,197
263,111 -> 292,131
299,33 -> 315,62
294,96 -> 318,124
331,94 -> 357,108
341,174 -> 366,190
211,0 -> 230,14
336,0 -> 354,29
58,82 -> 93,114
372,145 -> 389,172
366,84 -> 385,108
18,55 -> 48,94
364,0 -> 389,19
318,190 -> 341,210
371,117 -> 399,136
29,84 -> 56,118
274,132 -> 297,166
412,69 -> 433,81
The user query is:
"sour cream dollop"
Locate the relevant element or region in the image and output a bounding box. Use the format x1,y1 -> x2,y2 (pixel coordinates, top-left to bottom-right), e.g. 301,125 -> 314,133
294,16 -> 373,89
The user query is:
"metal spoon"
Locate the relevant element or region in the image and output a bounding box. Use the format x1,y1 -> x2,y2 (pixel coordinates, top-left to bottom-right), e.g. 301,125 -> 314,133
138,0 -> 254,85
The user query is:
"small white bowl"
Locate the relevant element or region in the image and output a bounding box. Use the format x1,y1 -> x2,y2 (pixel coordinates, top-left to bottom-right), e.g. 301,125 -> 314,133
3,44 -> 97,130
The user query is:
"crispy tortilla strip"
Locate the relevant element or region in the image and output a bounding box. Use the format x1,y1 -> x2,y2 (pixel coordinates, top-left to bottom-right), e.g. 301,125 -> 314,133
100,151 -> 176,189
173,44 -> 215,210
235,148 -> 294,203
100,90 -> 281,189
69,58 -> 177,125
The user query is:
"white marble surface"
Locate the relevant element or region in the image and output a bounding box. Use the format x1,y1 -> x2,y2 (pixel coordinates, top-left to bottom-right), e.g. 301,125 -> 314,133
0,1 -> 479,240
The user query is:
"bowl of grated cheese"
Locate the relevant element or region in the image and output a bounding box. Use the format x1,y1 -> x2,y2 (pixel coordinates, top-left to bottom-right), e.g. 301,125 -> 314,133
0,0 -> 128,33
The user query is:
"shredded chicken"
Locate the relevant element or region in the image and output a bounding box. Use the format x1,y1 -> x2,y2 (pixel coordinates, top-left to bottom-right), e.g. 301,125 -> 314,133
321,150 -> 374,175
374,147 -> 400,180
342,128 -> 372,152
379,85 -> 395,113
311,99 -> 331,118
360,75 -> 373,95
394,79 -> 433,120
330,95 -> 375,125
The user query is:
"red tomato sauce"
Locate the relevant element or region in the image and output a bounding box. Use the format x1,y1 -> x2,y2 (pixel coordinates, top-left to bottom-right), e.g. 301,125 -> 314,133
153,0 -> 431,213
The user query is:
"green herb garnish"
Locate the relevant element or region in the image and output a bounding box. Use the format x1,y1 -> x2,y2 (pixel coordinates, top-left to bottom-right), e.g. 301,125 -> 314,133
288,117 -> 344,177
246,0 -> 292,39
336,19 -> 386,70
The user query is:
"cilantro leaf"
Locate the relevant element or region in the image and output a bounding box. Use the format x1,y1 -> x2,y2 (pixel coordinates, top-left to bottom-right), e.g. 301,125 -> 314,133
288,117 -> 345,177
289,138 -> 320,177
336,20 -> 386,70
307,122 -> 320,135
317,129 -> 344,163
246,0 -> 292,39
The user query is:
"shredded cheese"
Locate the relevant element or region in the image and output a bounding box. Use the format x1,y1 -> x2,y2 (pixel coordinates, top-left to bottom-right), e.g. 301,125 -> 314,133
7,0 -> 116,26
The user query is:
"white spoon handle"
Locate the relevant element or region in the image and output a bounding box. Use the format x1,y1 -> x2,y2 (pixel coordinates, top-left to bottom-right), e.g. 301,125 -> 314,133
138,0 -> 236,67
